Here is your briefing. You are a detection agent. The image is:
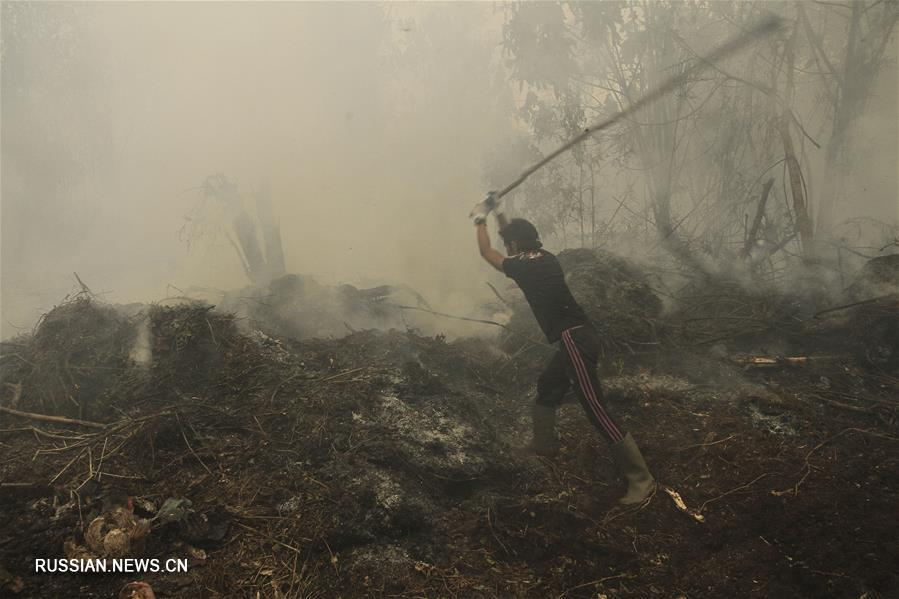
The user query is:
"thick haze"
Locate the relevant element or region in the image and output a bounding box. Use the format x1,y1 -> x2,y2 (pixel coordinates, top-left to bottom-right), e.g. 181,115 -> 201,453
2,2 -> 516,336
2,2 -> 897,338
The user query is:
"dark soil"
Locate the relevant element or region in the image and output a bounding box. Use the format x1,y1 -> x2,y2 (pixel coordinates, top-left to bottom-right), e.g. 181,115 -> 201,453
1,295 -> 897,598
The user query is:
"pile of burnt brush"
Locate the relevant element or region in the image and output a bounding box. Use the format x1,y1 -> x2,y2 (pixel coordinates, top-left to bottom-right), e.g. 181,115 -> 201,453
663,253 -> 898,371
498,248 -> 897,373
499,248 -> 666,361
0,298 -> 243,422
1,250 -> 897,598
215,274 -> 434,341
0,297 -> 553,597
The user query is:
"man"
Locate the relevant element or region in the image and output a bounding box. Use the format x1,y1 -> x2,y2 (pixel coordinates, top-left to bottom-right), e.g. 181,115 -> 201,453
473,197 -> 655,505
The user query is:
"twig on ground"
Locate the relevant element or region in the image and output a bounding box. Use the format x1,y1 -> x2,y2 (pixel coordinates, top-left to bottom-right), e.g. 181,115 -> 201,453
599,487 -> 656,528
0,406 -> 105,429
234,521 -> 310,552
662,485 -> 705,522
270,372 -> 304,404
808,394 -> 878,414
96,437 -> 108,482
558,573 -> 629,596
486,506 -> 512,556
318,367 -> 372,383
773,428 -> 899,497
322,538 -> 339,574
175,413 -> 212,475
677,434 -> 735,451
699,473 -> 768,512
0,426 -> 87,441
50,448 -> 87,483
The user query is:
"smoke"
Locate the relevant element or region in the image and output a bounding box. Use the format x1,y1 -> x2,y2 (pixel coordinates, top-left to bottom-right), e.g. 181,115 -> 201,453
128,317 -> 153,368
3,3 -> 896,341
1,2 -> 514,338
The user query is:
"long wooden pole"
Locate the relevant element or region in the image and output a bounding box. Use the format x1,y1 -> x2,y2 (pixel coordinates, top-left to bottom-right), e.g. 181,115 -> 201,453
493,16 -> 782,201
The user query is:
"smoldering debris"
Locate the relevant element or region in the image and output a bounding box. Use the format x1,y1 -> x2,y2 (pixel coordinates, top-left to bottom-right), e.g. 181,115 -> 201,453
1,253 -> 897,597
499,248 -> 665,359
1,298 -> 136,421
499,248 -> 897,371
2,1 -> 897,596
218,274 -> 434,341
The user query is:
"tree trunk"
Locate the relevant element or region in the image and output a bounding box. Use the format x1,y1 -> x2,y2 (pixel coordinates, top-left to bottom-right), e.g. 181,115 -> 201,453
232,211 -> 267,285
254,182 -> 287,280
777,116 -> 813,256
745,177 -> 775,256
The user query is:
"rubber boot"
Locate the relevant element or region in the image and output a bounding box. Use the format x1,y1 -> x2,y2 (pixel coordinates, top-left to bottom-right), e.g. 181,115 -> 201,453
612,433 -> 655,505
529,404 -> 560,458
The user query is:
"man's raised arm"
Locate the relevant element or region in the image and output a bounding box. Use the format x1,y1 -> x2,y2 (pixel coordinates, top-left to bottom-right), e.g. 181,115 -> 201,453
476,222 -> 505,273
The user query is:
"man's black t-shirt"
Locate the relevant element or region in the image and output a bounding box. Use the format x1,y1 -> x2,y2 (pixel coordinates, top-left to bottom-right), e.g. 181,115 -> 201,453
503,249 -> 589,342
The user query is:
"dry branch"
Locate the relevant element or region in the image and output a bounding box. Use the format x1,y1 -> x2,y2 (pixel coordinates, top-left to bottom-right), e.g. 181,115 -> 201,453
745,178 -> 775,255
777,116 -> 813,254
0,406 -> 105,429
73,272 -> 93,296
813,295 -> 896,318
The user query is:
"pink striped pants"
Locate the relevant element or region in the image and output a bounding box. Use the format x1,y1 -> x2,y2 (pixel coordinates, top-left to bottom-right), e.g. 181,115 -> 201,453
536,325 -> 625,444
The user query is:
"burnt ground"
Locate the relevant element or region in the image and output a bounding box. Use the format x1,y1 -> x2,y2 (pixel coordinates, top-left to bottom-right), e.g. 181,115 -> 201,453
1,299 -> 897,598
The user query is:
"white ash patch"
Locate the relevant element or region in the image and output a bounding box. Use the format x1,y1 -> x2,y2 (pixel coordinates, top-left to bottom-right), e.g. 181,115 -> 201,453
607,374 -> 696,395
248,329 -> 291,364
371,471 -> 404,511
347,543 -> 413,580
378,394 -> 480,467
277,496 -> 303,515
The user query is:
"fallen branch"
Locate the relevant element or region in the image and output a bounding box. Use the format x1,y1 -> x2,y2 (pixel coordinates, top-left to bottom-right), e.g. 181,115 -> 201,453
662,485 -> 705,522
395,304 -> 551,348
733,355 -> 838,369
0,426 -> 88,441
0,406 -> 105,429
813,295 -> 896,319
808,394 -> 878,414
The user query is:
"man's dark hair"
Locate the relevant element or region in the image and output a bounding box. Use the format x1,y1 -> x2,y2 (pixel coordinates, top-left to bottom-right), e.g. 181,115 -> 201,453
500,218 -> 543,251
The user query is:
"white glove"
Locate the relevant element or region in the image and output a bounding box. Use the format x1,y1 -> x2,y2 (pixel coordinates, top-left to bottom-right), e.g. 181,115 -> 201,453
469,191 -> 500,225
